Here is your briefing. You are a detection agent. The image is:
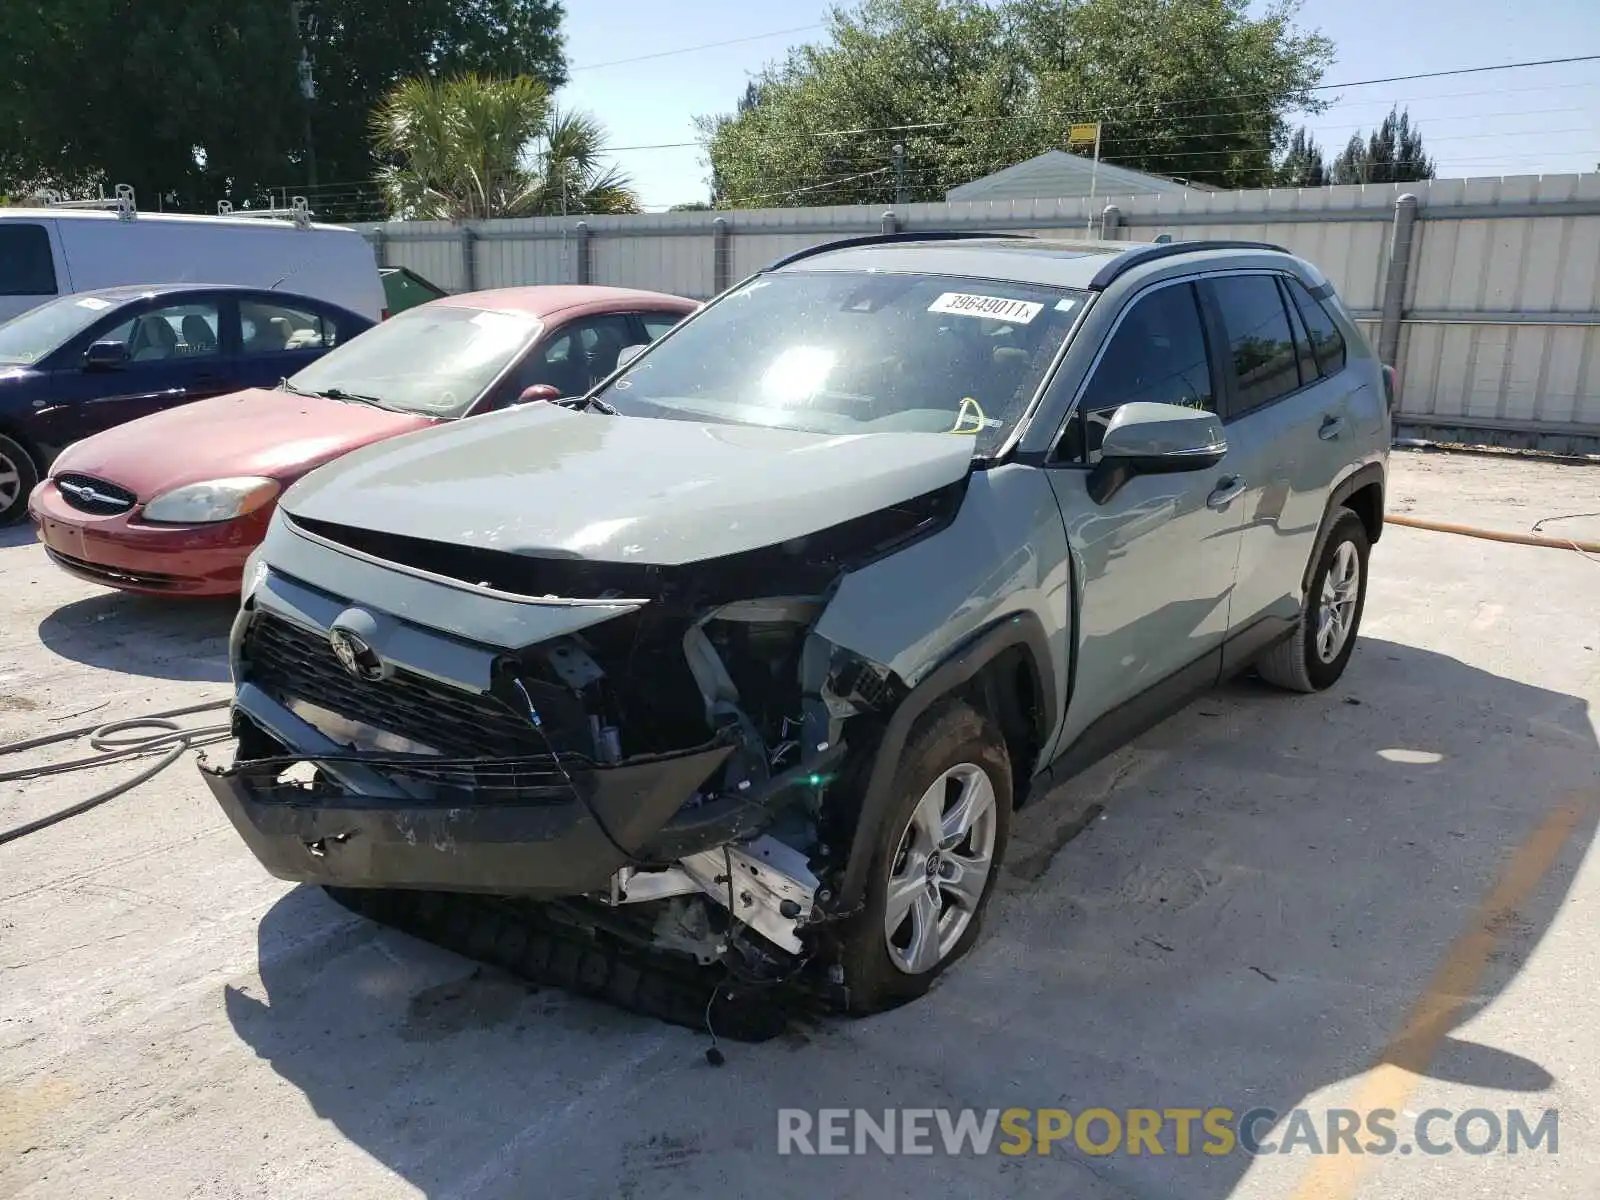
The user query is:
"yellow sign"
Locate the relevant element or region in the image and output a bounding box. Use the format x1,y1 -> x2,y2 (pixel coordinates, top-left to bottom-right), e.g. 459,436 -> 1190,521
1067,122 -> 1101,147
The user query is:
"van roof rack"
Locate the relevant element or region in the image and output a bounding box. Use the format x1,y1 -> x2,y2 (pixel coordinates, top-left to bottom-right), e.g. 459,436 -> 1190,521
217,196 -> 314,230
35,183 -> 137,220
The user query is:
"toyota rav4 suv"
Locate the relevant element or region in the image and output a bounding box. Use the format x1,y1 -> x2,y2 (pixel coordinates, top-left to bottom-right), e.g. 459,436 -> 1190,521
204,234 -> 1388,1017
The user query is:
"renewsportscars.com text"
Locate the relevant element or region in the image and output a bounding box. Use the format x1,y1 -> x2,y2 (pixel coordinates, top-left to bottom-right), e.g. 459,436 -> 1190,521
777,1107 -> 1559,1157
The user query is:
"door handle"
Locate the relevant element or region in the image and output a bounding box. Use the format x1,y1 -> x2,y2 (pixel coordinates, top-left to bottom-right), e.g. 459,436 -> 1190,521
1206,475 -> 1247,510
1318,413 -> 1346,440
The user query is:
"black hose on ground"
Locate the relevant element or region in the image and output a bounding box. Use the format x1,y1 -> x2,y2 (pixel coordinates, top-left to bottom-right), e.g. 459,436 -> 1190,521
0,698 -> 233,846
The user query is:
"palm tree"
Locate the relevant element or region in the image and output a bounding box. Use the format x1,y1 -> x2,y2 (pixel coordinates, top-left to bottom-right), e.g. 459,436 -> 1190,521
372,75 -> 639,220
526,107 -> 641,216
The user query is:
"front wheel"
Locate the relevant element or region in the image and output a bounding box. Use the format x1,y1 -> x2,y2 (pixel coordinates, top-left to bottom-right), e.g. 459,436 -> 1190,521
0,433 -> 40,526
1256,506 -> 1370,692
835,700 -> 1012,1014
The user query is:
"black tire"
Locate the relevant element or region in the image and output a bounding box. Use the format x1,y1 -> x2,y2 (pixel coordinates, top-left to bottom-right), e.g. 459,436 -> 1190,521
836,700 -> 1012,1014
0,432 -> 40,526
1256,506 -> 1370,693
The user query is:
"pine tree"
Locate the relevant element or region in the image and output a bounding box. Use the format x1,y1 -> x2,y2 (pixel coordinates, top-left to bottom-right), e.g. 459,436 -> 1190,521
1277,126 -> 1326,187
1331,107 -> 1434,185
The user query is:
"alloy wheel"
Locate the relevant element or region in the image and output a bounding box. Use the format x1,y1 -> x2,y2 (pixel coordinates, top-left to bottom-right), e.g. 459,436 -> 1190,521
0,450 -> 20,512
883,762 -> 998,975
1316,540 -> 1361,663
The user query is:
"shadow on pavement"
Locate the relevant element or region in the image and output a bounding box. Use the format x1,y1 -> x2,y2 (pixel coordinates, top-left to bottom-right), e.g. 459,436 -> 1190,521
37,591 -> 235,683
0,523 -> 40,550
227,637 -> 1597,1198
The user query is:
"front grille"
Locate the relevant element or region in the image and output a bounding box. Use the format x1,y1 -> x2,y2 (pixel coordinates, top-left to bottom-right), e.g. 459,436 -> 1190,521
243,612 -> 550,762
55,473 -> 136,515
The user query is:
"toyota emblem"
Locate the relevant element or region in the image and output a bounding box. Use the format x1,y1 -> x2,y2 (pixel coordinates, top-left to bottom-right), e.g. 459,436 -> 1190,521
328,627 -> 385,681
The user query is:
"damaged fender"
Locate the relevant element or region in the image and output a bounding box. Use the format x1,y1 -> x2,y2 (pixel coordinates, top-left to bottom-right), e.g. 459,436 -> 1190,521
807,463 -> 1073,911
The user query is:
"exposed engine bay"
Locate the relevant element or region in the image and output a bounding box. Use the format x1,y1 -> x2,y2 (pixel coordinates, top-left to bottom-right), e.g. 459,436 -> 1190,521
205,479 -> 966,1015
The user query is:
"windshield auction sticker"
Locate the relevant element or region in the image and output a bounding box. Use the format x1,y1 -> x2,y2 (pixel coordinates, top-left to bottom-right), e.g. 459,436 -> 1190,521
928,292 -> 1043,323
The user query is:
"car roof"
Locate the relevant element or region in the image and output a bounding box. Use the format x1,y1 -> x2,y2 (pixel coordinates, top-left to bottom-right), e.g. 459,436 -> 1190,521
770,235 -> 1297,292
429,285 -> 696,319
62,282 -> 352,308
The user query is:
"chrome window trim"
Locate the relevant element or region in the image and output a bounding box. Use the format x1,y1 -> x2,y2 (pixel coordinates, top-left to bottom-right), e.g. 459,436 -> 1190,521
1043,266 -> 1339,460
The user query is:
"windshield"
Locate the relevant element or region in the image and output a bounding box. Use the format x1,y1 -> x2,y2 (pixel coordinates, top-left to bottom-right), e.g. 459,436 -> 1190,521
287,304 -> 542,417
593,270 -> 1089,455
0,293 -> 122,365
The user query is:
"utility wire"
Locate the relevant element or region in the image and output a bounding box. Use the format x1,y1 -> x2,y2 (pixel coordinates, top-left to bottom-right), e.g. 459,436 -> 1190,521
569,24 -> 824,72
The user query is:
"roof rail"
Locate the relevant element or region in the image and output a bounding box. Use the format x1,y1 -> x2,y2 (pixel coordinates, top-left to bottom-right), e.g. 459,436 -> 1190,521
1087,239 -> 1290,290
35,183 -> 137,221
765,229 -> 1035,271
217,196 -> 314,229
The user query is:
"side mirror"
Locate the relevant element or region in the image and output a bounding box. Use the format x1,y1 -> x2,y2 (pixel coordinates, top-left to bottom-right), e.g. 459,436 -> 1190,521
1088,402 -> 1227,504
517,383 -> 562,405
615,343 -> 647,369
84,340 -> 129,371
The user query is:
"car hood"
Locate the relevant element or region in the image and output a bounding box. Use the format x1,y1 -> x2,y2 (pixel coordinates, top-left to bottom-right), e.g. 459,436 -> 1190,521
51,388 -> 436,501
282,402 -> 976,566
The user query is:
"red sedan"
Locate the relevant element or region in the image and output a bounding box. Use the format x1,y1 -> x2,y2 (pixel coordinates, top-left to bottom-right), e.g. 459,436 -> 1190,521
29,285 -> 696,596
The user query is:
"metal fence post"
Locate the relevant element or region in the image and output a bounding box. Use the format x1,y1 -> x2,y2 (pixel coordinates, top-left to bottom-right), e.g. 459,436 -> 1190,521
712,217 -> 731,295
459,225 -> 477,292
575,221 -> 593,284
881,210 -> 899,234
1378,193 -> 1419,368
369,228 -> 387,268
1100,204 -> 1122,240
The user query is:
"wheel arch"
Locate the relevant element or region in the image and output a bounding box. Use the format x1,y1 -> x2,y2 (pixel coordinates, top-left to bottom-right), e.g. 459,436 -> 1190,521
0,419 -> 45,473
1305,462 -> 1385,592
829,610 -> 1056,912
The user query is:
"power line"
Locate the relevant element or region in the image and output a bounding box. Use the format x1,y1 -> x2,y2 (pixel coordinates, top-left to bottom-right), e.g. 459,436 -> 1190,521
1322,54 -> 1600,91
676,52 -> 1600,148
568,24 -> 823,73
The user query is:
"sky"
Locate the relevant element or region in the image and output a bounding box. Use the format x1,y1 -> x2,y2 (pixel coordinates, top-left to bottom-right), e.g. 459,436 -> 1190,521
556,0 -> 1600,209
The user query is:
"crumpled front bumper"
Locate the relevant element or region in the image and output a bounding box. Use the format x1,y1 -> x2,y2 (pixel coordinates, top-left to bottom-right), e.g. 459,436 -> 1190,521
202,738 -> 735,897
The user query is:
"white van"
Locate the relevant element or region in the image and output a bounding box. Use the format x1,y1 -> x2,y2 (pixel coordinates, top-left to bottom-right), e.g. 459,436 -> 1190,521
0,189 -> 384,325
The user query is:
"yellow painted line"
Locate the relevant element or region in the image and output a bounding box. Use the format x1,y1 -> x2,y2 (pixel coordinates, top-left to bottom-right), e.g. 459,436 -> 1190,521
1289,794 -> 1590,1200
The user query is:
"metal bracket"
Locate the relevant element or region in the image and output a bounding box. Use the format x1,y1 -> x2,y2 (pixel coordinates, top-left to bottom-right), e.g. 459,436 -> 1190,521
605,835 -> 820,956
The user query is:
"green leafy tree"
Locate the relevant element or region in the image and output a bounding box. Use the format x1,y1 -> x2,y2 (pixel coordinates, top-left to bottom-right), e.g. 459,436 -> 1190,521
1009,0 -> 1333,189
0,0 -> 566,217
1276,125 -> 1327,187
373,76 -> 637,219
700,0 -> 1334,207
1331,106 -> 1434,184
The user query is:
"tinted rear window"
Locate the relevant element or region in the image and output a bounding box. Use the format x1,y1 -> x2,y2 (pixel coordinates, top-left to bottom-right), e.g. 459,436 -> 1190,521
1208,274 -> 1300,415
1283,275 -> 1346,377
0,223 -> 57,297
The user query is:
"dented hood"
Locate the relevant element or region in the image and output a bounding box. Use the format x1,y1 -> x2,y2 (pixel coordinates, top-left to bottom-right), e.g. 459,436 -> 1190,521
281,402 -> 975,566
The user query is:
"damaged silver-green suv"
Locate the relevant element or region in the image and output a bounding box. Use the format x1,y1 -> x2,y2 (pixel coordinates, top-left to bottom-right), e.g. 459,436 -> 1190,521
206,234 -> 1389,1014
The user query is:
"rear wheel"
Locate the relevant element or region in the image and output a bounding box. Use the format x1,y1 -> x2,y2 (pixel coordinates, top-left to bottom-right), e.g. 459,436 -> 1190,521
836,701 -> 1011,1013
1256,506 -> 1370,692
0,433 -> 39,526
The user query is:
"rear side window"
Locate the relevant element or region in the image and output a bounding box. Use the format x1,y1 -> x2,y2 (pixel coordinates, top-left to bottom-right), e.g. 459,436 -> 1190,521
0,223 -> 57,297
1282,275 -> 1346,377
1207,274 -> 1300,417
640,312 -> 683,340
241,299 -> 340,353
1059,281 -> 1214,464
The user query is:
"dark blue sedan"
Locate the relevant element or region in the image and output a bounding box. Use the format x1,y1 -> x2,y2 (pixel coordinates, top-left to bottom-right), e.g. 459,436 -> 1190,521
0,284 -> 372,523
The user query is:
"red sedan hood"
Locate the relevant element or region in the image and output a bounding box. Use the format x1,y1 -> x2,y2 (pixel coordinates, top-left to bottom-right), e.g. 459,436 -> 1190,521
52,388 -> 437,501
